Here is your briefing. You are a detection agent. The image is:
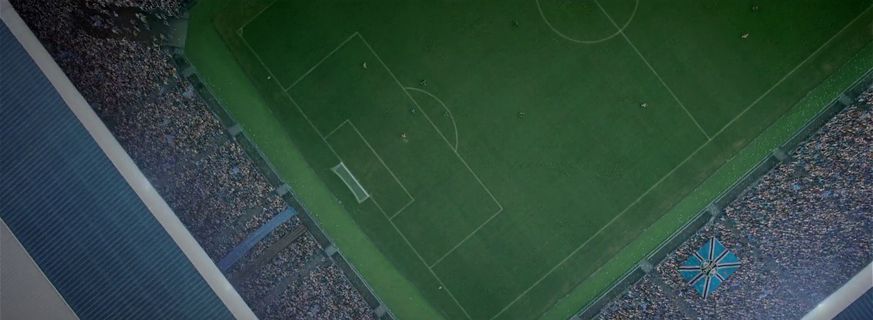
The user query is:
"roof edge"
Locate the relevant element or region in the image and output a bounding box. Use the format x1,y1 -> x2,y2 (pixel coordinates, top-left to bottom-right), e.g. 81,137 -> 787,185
1,218 -> 80,320
802,261 -> 873,320
0,2 -> 257,319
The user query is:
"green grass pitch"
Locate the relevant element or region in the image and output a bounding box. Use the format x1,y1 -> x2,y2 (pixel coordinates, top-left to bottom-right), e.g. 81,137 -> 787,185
196,0 -> 873,319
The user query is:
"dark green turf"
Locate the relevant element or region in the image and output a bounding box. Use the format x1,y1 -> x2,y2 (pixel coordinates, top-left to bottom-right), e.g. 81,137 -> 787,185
204,0 -> 873,319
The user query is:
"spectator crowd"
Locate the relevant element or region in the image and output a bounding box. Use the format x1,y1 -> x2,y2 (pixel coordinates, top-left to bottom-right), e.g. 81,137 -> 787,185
9,1 -> 871,319
10,0 -> 374,319
600,92 -> 872,319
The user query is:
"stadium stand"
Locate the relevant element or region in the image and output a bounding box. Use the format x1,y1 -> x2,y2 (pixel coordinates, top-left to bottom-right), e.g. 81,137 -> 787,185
6,0 -> 870,319
805,262 -> 873,320
6,0 -> 379,319
597,90 -> 873,319
0,4 -> 253,318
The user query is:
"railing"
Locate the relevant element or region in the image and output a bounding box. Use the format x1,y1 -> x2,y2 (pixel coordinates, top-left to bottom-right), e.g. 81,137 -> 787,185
171,51 -> 396,320
573,68 -> 873,320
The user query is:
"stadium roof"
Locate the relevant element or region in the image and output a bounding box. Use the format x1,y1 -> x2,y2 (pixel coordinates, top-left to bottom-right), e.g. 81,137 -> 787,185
836,287 -> 873,320
803,262 -> 873,320
0,2 -> 255,319
1,219 -> 79,319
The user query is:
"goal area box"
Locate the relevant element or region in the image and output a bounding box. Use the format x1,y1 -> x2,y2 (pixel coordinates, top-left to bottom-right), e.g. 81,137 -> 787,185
332,162 -> 370,203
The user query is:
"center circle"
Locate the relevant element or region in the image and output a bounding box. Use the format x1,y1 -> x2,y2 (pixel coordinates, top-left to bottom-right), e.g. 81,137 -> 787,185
536,0 -> 638,44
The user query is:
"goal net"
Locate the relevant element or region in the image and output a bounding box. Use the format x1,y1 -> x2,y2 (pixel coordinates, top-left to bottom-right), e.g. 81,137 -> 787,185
331,162 -> 370,203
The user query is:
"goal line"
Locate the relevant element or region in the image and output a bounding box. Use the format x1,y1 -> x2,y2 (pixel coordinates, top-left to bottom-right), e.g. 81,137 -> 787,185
331,162 -> 370,203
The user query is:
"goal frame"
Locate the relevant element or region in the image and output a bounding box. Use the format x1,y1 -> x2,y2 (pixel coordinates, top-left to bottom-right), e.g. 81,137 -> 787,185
331,162 -> 370,203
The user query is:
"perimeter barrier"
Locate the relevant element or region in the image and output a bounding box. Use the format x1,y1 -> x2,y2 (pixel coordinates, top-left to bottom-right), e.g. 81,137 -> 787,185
574,67 -> 873,320
172,50 -> 396,320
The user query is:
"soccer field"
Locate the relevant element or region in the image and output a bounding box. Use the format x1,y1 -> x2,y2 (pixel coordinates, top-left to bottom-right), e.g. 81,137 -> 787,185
203,0 -> 873,319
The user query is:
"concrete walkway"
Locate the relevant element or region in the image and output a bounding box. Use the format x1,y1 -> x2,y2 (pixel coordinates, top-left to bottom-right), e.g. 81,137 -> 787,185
218,207 -> 298,272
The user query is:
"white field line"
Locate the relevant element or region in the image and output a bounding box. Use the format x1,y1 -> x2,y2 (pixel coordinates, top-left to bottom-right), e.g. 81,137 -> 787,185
594,0 -> 711,140
370,198 -> 474,320
242,8 -> 870,315
404,86 -> 460,151
237,0 -> 278,36
489,140 -> 710,319
535,0 -> 639,44
332,162 -> 371,203
344,120 -> 415,205
707,3 -> 873,139
325,120 -> 416,212
389,197 -> 416,220
489,3 -> 873,318
284,33 -> 360,91
324,119 -> 351,139
357,34 -> 506,263
239,31 -> 472,318
241,35 -> 415,209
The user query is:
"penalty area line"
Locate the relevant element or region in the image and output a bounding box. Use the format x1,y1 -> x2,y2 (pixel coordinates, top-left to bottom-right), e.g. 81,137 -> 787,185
594,0 -> 712,141
369,198 -> 474,320
237,0 -> 279,36
488,139 -> 710,320
283,32 -> 360,91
